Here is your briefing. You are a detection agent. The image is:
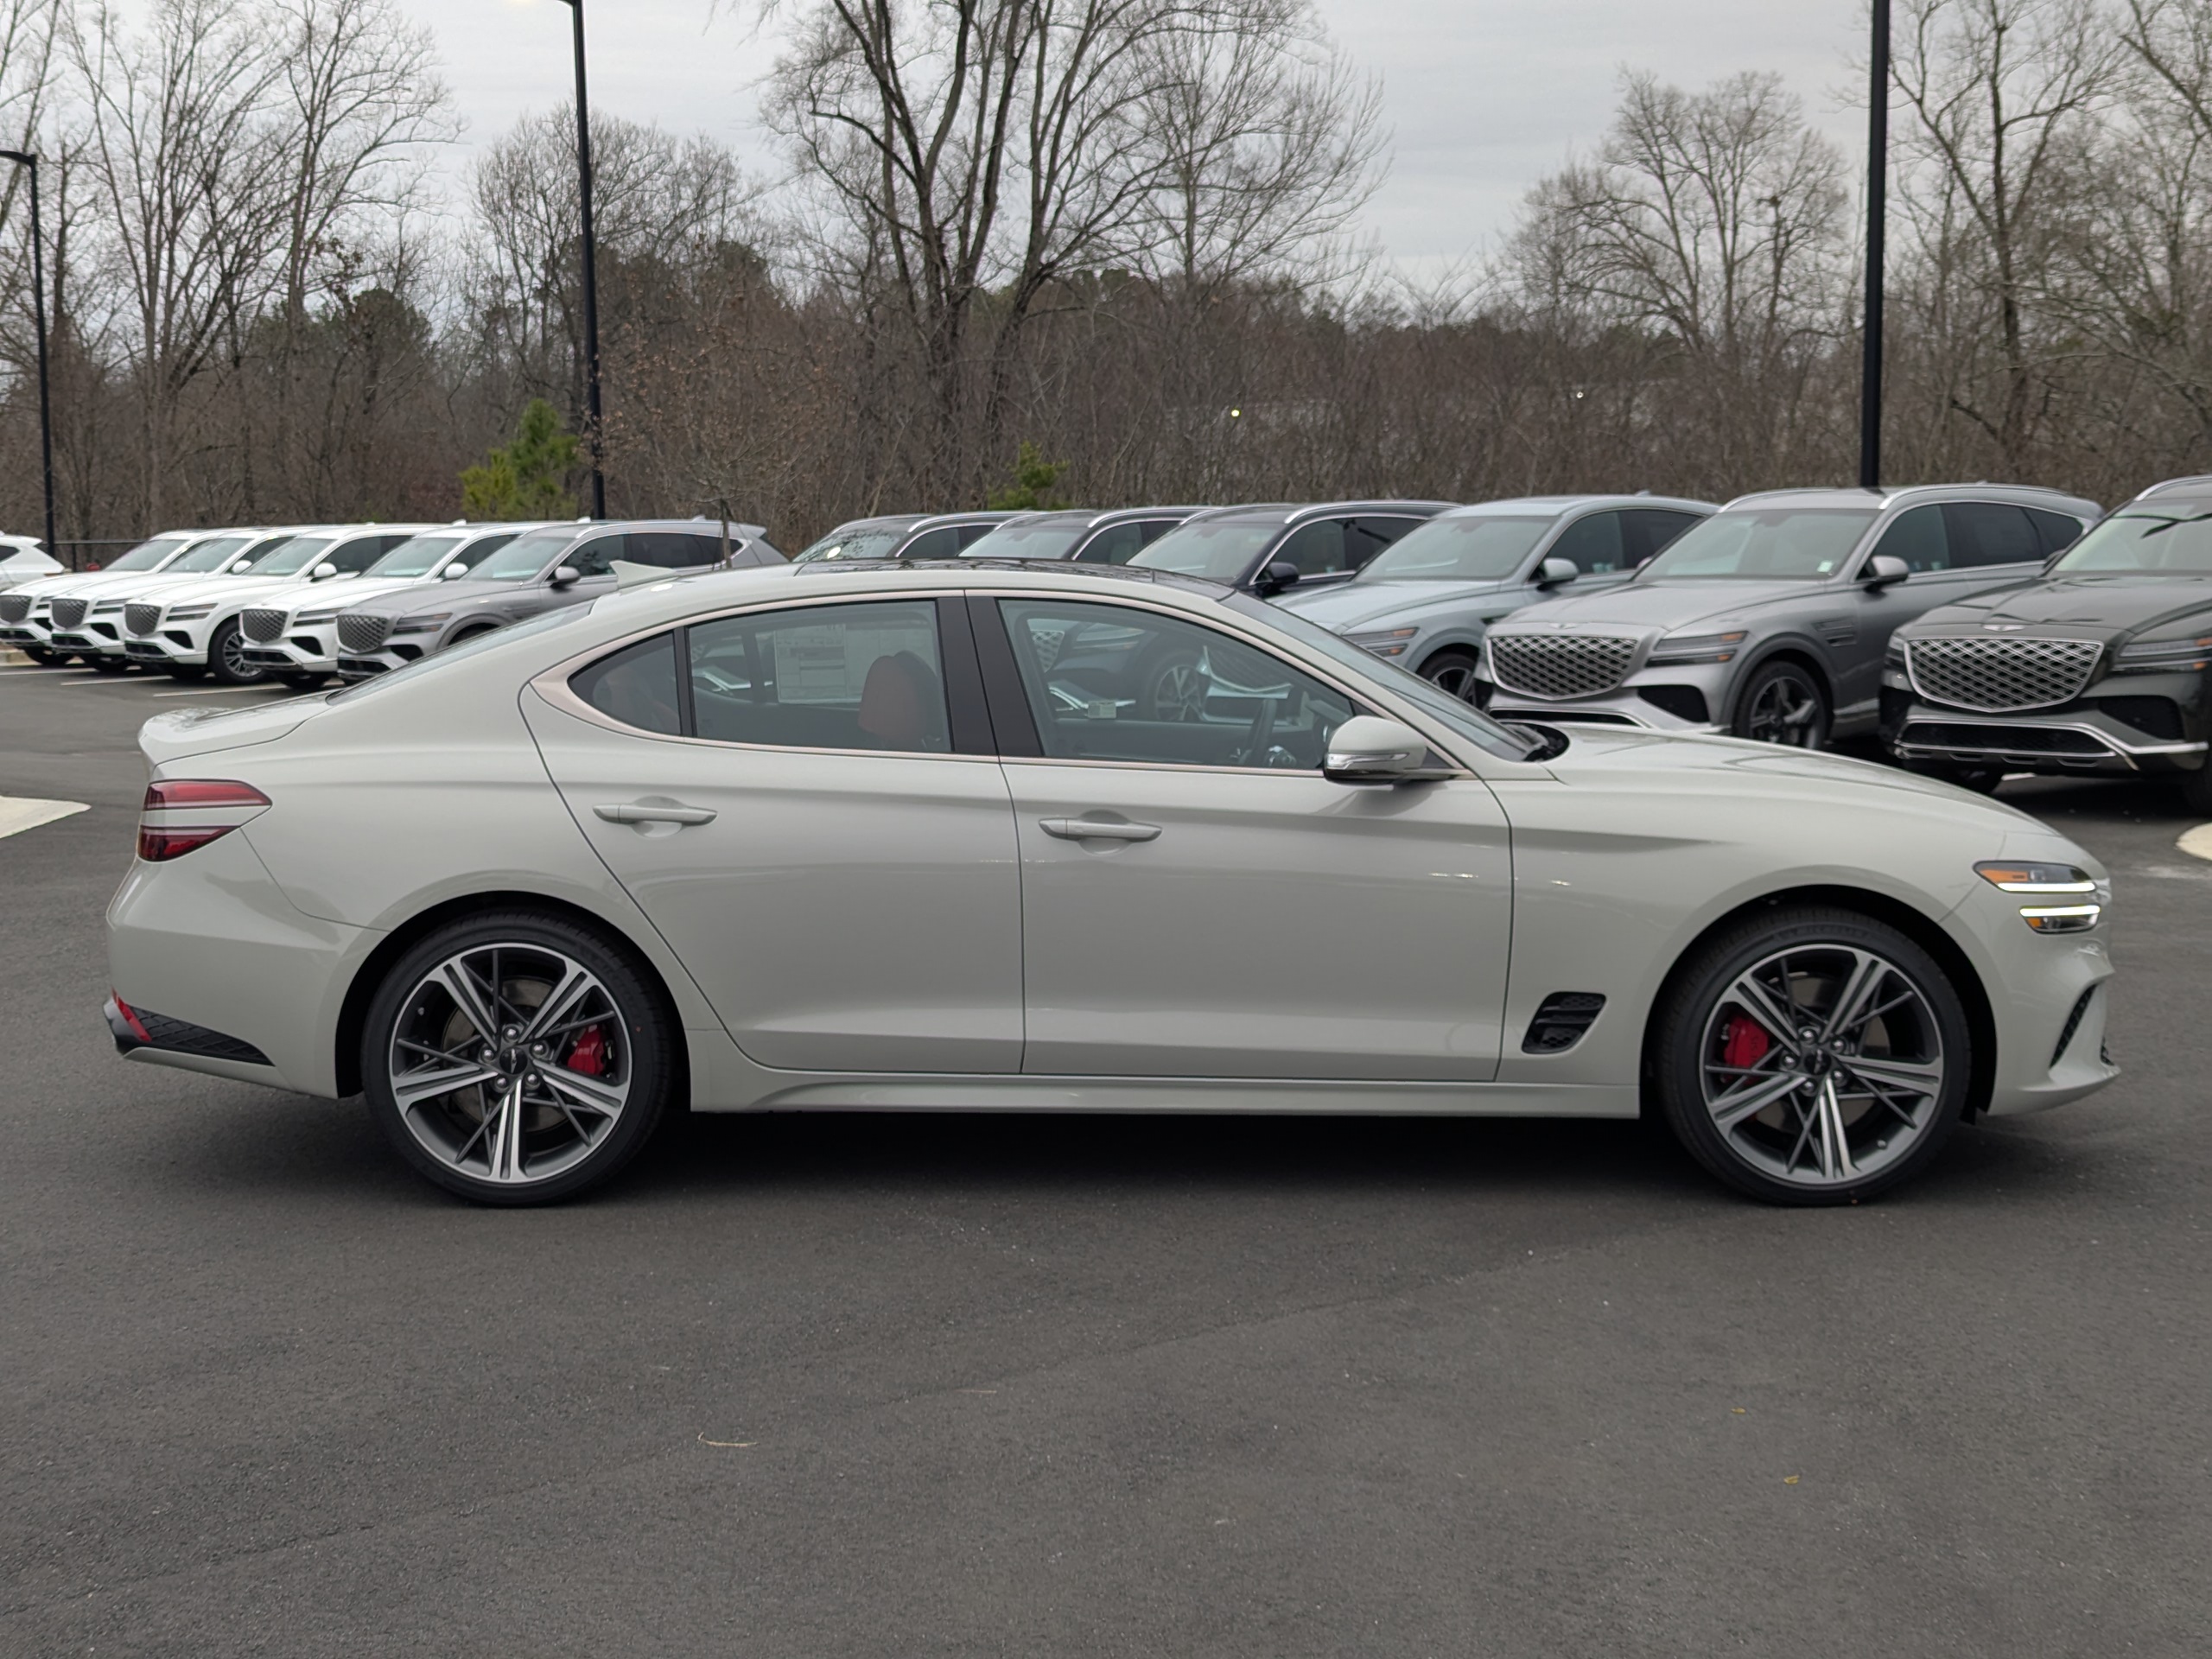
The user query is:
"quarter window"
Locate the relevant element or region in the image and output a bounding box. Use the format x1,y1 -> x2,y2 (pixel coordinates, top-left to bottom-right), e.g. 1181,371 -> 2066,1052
996,599 -> 1359,770
1622,509 -> 1699,564
571,634 -> 681,735
899,527 -> 963,560
2026,507 -> 2084,554
687,601 -> 947,752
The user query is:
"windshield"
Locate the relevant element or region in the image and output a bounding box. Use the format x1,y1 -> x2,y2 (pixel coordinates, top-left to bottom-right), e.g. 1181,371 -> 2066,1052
105,535 -> 196,573
328,601 -> 600,705
364,534 -> 462,579
1229,593 -> 1536,760
961,519 -> 1088,560
1357,514 -> 1556,582
246,535 -> 335,576
472,529 -> 576,581
2050,505 -> 2212,575
167,534 -> 256,574
1131,520 -> 1281,582
1636,508 -> 1878,581
794,523 -> 911,563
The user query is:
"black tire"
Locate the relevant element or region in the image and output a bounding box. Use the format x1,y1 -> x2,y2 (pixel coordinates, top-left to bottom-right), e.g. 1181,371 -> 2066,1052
166,664 -> 208,683
1650,905 -> 1972,1205
1417,646 -> 1484,703
207,617 -> 268,685
86,654 -> 132,676
22,644 -> 67,665
1898,757 -> 2005,795
362,910 -> 675,1205
277,671 -> 330,690
2178,762 -> 2212,816
1732,659 -> 1829,747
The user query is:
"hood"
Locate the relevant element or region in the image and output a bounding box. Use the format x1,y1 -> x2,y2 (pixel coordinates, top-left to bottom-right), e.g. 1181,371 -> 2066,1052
139,696 -> 327,766
1904,574 -> 2212,642
1493,578 -> 1819,636
270,574 -> 429,618
125,573 -> 311,611
1276,578 -> 1518,631
9,569 -> 105,601
344,577 -> 538,620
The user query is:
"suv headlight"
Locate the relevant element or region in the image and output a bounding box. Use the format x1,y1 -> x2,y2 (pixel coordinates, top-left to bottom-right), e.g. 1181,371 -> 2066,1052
1346,626 -> 1418,658
1975,861 -> 2103,931
167,602 -> 217,621
2112,635 -> 2212,675
1885,637 -> 1907,667
296,608 -> 341,625
390,612 -> 451,635
1648,629 -> 1746,665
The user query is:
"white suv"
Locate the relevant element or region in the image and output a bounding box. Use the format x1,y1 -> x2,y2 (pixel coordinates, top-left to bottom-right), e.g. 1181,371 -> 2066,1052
236,523 -> 547,687
0,529 -> 227,665
119,524 -> 433,683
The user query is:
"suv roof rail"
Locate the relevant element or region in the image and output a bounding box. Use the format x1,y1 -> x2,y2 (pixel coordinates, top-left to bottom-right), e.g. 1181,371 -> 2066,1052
2132,474 -> 2212,499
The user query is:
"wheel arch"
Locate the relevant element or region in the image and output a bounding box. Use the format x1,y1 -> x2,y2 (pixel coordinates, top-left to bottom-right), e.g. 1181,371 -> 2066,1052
1723,643 -> 1835,731
1640,882 -> 1996,1121
333,888 -> 692,1102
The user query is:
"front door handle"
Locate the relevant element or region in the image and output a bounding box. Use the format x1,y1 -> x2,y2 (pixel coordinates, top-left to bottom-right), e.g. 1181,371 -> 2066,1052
1040,817 -> 1160,842
594,801 -> 717,826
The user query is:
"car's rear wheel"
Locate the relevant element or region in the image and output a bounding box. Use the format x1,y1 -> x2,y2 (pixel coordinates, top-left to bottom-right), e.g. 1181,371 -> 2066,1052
1732,661 -> 1828,747
207,618 -> 268,685
1417,646 -> 1483,703
363,912 -> 674,1205
1650,906 -> 1971,1205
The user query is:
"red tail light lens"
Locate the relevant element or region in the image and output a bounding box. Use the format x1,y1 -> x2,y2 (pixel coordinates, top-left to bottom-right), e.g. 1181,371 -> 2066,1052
137,779 -> 270,862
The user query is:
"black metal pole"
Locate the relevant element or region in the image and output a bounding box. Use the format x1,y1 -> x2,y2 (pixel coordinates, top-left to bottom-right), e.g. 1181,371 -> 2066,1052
1860,0 -> 1889,490
560,0 -> 606,519
1,150 -> 54,556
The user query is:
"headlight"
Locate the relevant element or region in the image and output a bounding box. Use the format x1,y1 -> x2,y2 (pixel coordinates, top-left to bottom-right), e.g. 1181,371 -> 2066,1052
1885,637 -> 1907,667
168,603 -> 216,621
1975,861 -> 2102,931
1647,629 -> 1746,665
2112,635 -> 2212,675
390,612 -> 451,635
296,608 -> 341,625
1346,626 -> 1419,658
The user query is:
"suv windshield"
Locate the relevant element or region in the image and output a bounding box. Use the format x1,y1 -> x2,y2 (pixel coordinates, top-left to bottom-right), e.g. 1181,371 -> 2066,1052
473,529 -> 576,581
104,535 -> 196,573
962,518 -> 1087,560
247,536 -> 336,576
2051,505 -> 2212,575
1131,520 -> 1281,582
365,534 -> 464,579
166,535 -> 256,575
794,523 -> 912,563
1357,515 -> 1556,582
1637,508 -> 1878,580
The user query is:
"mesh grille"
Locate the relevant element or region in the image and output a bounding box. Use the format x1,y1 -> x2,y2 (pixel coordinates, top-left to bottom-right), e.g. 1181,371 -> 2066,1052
1489,633 -> 1639,700
48,598 -> 89,629
242,607 -> 287,642
337,613 -> 391,653
124,602 -> 162,637
0,594 -> 29,623
1906,636 -> 2101,713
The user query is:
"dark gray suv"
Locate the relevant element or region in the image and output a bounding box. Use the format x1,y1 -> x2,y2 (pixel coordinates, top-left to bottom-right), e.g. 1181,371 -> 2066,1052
334,518 -> 784,678
1129,500 -> 1456,594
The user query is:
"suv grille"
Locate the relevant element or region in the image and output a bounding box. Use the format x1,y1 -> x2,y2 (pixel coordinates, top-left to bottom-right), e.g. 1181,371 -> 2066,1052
1906,636 -> 2102,713
338,613 -> 391,653
124,602 -> 163,637
48,598 -> 89,629
0,594 -> 29,623
1490,633 -> 1639,700
242,607 -> 287,642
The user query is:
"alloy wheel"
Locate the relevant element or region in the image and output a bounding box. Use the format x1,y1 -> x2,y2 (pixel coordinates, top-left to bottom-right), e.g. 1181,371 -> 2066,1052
213,621 -> 268,684
1696,943 -> 1947,1189
1147,657 -> 1205,721
1741,671 -> 1822,746
386,943 -> 632,1189
1421,654 -> 1482,703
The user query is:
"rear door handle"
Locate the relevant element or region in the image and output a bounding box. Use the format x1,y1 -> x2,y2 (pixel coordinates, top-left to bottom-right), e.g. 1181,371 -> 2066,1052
1040,817 -> 1160,842
594,801 -> 717,826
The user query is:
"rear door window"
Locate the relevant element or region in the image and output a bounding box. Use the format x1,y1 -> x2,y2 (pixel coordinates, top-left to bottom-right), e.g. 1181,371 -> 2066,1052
2026,507 -> 2086,554
899,527 -> 963,561
1621,510 -> 1700,564
1349,516 -> 1423,569
1942,502 -> 2044,567
686,601 -> 948,752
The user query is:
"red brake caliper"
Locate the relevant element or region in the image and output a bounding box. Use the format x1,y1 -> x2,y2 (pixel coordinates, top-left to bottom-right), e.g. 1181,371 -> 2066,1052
1721,1014 -> 1770,1070
564,1025 -> 608,1077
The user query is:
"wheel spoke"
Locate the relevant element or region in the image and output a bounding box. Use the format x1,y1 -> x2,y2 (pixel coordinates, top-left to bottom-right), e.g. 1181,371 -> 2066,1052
1813,1077 -> 1857,1180
536,1062 -> 626,1118
1724,970 -> 1802,1052
1837,1053 -> 1942,1096
392,1058 -> 500,1109
1821,950 -> 1886,1042
1709,1069 -> 1803,1131
426,962 -> 503,1047
484,1077 -> 528,1182
522,963 -> 598,1046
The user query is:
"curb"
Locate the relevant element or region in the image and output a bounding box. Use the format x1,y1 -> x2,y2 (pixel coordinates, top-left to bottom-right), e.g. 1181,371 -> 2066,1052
0,647 -> 29,666
2178,824 -> 2212,863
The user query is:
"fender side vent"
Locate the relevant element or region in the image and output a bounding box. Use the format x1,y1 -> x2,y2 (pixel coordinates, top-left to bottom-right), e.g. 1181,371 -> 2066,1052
1522,992 -> 1605,1054
2052,987 -> 2094,1067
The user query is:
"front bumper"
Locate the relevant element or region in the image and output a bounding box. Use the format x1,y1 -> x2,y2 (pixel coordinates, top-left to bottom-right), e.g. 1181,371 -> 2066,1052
1880,671 -> 2208,776
239,628 -> 340,674
1952,873 -> 2119,1116
335,641 -> 431,679
49,618 -> 128,656
123,632 -> 210,667
1478,654 -> 1732,734
0,617 -> 55,649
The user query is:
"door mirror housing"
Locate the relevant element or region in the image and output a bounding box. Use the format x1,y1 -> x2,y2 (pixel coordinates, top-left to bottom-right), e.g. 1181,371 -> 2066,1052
230,559 -> 255,573
1323,715 -> 1433,785
1253,560 -> 1301,597
442,562 -> 469,579
549,564 -> 582,588
1861,554 -> 1910,588
1535,556 -> 1580,588
311,562 -> 339,581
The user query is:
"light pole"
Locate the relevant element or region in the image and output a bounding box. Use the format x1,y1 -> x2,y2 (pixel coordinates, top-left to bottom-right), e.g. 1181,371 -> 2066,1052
1860,0 -> 1890,491
0,149 -> 56,557
553,0 -> 606,519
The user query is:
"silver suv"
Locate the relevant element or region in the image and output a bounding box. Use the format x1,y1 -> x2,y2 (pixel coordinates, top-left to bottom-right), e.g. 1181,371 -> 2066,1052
1476,485 -> 2100,747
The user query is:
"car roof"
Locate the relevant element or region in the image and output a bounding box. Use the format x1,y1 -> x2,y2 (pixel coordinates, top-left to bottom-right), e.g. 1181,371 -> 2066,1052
1437,493 -> 1718,517
990,505 -> 1209,529
1182,499 -> 1456,526
1720,484 -> 2101,515
906,511 -> 1023,531
2127,475 -> 2212,501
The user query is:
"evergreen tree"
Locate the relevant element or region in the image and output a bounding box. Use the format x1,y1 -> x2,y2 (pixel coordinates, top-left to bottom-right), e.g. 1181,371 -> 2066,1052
460,399 -> 580,518
986,441 -> 1071,512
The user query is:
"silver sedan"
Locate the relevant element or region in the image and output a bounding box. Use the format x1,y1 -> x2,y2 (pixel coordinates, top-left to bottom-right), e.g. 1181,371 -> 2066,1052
107,563 -> 2116,1206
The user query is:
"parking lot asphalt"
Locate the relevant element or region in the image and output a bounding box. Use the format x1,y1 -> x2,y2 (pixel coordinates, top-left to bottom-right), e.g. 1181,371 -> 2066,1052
3,662 -> 2208,1656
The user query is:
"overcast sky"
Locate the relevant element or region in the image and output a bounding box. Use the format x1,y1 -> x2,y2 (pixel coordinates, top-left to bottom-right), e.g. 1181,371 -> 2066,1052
404,0 -> 1874,276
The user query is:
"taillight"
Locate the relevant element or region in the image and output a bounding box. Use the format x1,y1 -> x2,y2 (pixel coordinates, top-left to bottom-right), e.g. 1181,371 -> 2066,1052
137,779 -> 270,862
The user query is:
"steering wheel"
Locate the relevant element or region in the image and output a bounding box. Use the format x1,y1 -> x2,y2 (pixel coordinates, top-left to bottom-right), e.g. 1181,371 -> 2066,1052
1239,693 -> 1277,764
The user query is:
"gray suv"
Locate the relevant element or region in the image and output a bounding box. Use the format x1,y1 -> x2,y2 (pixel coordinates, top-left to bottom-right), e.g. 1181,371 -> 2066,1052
334,518 -> 784,679
959,505 -> 1206,563
1476,485 -> 2100,747
1274,494 -> 1714,700
1130,500 -> 1455,594
792,512 -> 1020,562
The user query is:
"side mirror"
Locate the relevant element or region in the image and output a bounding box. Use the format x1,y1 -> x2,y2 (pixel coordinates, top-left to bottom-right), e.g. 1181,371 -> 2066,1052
1535,556 -> 1580,588
1861,554 -> 1910,588
311,562 -> 339,581
1323,715 -> 1432,785
1254,560 -> 1301,597
231,559 -> 255,573
549,564 -> 582,588
442,563 -> 469,579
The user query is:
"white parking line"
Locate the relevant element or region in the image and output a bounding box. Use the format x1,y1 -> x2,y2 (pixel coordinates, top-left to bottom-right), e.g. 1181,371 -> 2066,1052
150,686 -> 278,698
0,797 -> 90,839
2179,824 -> 2212,862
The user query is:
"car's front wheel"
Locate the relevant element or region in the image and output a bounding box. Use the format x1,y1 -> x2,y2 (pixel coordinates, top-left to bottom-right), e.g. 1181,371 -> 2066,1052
207,618 -> 268,685
363,912 -> 675,1205
1417,646 -> 1483,703
1650,906 -> 1971,1205
22,644 -> 67,665
1732,660 -> 1828,747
